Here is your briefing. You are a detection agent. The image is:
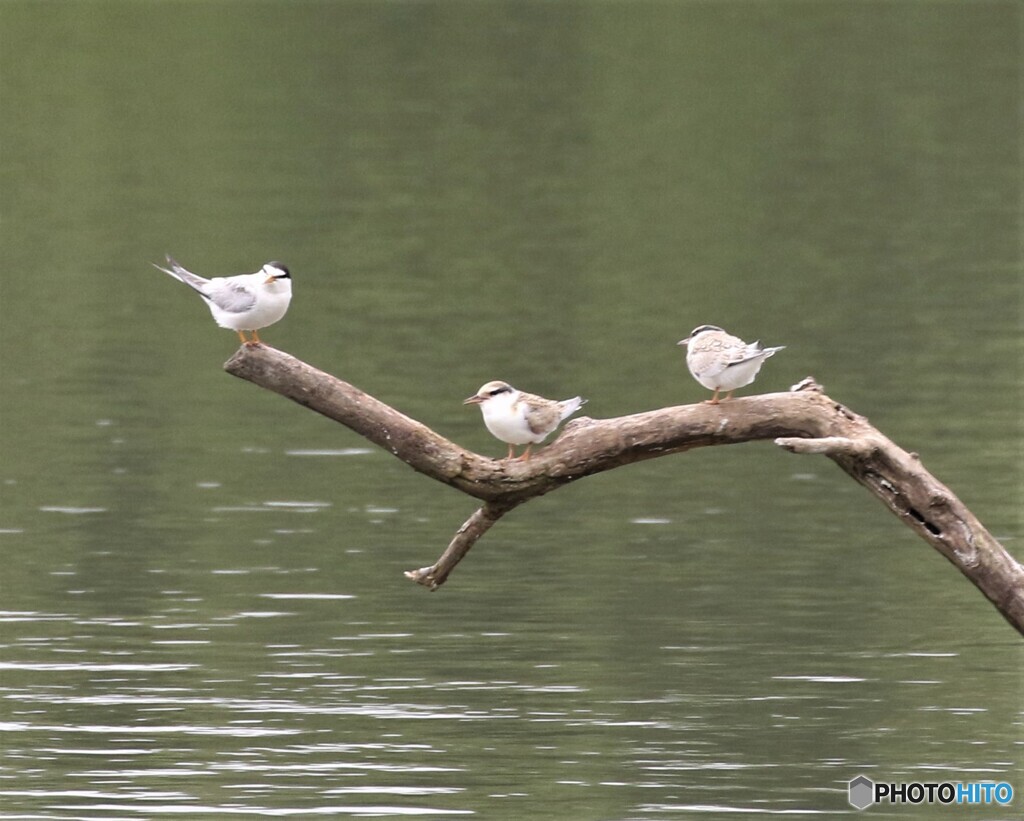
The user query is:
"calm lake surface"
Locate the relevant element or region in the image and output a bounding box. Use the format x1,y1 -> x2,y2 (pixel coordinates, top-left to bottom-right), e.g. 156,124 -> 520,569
1,2 -> 1020,818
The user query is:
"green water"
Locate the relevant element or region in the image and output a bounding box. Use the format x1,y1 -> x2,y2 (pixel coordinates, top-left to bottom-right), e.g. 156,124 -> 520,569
1,2 -> 1020,818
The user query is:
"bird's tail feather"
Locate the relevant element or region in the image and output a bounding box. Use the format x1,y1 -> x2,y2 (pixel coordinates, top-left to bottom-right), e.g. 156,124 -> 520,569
559,396 -> 587,421
151,255 -> 212,298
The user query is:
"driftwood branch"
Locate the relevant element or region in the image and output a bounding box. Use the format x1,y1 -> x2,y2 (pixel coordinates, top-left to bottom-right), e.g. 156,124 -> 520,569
225,346 -> 1024,636
403,500 -> 522,590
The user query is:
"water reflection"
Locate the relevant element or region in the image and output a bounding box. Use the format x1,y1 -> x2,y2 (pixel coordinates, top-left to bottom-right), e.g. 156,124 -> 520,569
3,588 -> 1019,816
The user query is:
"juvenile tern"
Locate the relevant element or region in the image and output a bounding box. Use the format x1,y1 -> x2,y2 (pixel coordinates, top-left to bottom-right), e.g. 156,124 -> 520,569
464,380 -> 587,461
677,325 -> 785,404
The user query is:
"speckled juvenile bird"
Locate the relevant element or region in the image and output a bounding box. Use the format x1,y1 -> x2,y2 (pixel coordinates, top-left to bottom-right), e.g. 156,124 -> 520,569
152,255 -> 292,345
463,380 -> 587,461
677,325 -> 785,404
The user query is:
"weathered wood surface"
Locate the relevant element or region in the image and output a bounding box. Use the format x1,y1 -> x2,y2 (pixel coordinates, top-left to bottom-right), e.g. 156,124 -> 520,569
225,345 -> 1024,635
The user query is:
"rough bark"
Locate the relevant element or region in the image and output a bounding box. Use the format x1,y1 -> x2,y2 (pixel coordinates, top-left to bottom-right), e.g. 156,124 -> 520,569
225,346 -> 1024,635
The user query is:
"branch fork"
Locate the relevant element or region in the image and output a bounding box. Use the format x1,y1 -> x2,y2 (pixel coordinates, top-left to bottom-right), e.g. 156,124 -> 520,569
225,345 -> 1024,635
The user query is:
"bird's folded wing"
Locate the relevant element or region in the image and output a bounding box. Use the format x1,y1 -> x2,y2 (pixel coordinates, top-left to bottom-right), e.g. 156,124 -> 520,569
525,403 -> 559,435
208,280 -> 258,313
722,344 -> 768,368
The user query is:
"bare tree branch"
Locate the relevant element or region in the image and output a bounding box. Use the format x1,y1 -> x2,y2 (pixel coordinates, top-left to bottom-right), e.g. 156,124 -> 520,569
404,500 -> 522,590
225,346 -> 1023,635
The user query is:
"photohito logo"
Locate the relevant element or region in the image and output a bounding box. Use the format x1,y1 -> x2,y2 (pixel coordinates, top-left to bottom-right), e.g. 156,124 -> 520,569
848,774 -> 1014,810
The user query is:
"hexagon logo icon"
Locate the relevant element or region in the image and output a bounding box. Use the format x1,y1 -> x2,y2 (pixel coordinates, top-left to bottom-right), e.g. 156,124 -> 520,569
849,775 -> 875,810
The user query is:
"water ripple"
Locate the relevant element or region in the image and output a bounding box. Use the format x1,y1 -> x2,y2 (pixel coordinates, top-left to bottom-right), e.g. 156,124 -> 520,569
0,662 -> 195,672
48,804 -> 472,816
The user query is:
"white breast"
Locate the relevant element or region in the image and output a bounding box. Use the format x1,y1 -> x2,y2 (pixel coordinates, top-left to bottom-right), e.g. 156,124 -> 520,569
209,278 -> 292,332
480,393 -> 545,445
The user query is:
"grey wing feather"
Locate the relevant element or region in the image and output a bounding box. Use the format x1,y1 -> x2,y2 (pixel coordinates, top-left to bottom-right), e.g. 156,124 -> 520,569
724,342 -> 785,368
724,339 -> 778,366
207,279 -> 258,313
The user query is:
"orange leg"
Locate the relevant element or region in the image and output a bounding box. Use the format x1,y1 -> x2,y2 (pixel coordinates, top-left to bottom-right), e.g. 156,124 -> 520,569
505,443 -> 517,460
723,390 -> 735,401
706,388 -> 721,405
515,445 -> 533,462
236,330 -> 250,344
249,329 -> 262,345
